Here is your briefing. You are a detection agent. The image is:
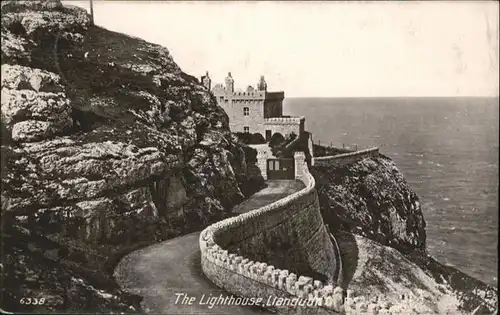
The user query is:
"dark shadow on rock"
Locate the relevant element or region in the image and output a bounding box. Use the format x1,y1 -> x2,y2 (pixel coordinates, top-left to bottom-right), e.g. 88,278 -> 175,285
238,162 -> 266,198
331,230 -> 359,289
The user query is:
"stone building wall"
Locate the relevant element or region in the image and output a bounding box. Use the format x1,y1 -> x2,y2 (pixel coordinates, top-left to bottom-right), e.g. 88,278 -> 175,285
264,92 -> 285,118
199,153 -> 345,314
265,117 -> 305,138
229,99 -> 266,135
212,90 -> 268,135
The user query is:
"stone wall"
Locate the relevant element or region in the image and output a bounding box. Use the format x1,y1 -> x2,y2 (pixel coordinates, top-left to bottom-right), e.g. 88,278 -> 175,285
294,151 -> 306,179
307,133 -> 314,162
256,149 -> 268,180
199,152 -> 345,314
313,148 -> 380,168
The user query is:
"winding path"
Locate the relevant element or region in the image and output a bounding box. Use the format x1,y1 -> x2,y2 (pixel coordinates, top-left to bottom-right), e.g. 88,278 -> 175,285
114,180 -> 305,314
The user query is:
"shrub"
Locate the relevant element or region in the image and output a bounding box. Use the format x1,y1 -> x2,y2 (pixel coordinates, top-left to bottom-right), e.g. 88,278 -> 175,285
269,132 -> 300,157
268,133 -> 285,148
242,145 -> 257,164
234,132 -> 266,145
251,132 -> 266,144
234,132 -> 248,144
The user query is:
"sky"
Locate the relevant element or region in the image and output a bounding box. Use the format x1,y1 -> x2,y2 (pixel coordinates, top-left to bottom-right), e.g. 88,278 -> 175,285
63,1 -> 499,98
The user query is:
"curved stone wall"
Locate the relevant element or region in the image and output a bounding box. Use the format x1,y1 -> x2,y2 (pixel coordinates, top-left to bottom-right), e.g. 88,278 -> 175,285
200,154 -> 345,314
313,147 -> 380,167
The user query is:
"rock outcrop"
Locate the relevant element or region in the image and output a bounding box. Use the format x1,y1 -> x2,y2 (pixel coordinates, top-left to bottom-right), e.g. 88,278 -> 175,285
1,1 -> 262,313
312,154 -> 426,252
312,151 -> 498,314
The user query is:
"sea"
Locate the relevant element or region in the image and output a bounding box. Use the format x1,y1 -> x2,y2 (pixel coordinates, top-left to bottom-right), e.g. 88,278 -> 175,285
284,97 -> 498,286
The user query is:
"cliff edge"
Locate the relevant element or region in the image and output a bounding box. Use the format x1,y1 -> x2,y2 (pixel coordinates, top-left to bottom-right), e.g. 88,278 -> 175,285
312,152 -> 497,314
1,1 -> 262,313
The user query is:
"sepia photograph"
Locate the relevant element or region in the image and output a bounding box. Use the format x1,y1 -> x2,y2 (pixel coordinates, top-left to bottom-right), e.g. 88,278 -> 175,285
1,0 -> 498,314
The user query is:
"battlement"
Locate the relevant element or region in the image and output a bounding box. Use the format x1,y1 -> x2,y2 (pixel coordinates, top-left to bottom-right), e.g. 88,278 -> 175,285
265,116 -> 305,125
208,72 -> 283,100
234,91 -> 266,97
211,88 -> 266,100
212,89 -> 284,101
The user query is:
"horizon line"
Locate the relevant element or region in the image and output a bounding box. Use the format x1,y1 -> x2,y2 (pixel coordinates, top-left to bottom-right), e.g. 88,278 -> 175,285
284,95 -> 499,99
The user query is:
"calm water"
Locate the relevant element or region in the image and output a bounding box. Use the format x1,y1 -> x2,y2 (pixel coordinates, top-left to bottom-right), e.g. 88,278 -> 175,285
284,97 -> 498,286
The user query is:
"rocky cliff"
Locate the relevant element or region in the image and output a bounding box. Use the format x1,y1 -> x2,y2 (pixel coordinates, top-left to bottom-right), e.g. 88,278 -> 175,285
312,152 -> 498,314
1,1 -> 263,313
312,154 -> 427,253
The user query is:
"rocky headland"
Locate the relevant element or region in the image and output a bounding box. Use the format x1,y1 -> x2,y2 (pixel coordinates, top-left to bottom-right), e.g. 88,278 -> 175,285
312,154 -> 498,314
0,1 -> 496,314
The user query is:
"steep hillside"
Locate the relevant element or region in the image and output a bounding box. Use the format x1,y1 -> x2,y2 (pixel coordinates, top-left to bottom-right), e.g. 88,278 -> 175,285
312,152 -> 498,314
1,1 -> 263,313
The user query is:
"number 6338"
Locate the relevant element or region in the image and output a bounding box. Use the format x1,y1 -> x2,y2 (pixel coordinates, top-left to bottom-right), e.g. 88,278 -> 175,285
20,297 -> 45,305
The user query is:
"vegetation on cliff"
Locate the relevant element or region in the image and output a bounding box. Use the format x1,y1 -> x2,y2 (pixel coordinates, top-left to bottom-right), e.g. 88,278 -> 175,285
1,1 -> 262,312
312,149 -> 497,314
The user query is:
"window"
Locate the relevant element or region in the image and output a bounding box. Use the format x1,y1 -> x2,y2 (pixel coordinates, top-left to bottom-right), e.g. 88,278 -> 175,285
219,96 -> 224,103
243,107 -> 249,116
268,160 -> 280,171
244,126 -> 250,133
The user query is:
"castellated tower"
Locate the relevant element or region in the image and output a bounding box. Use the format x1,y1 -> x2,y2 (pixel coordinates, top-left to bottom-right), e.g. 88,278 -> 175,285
209,71 -> 302,140
201,71 -> 211,90
225,72 -> 234,93
257,75 -> 267,92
